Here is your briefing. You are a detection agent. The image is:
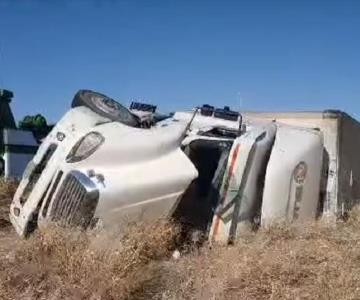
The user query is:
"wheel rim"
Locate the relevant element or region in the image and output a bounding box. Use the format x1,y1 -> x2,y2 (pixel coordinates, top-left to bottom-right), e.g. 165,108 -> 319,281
93,97 -> 122,115
91,94 -> 138,125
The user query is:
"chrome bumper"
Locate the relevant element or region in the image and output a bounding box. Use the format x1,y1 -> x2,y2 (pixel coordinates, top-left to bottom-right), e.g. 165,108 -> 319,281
11,170 -> 99,237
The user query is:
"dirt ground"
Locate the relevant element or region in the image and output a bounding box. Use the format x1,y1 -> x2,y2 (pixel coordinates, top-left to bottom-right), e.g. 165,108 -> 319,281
0,181 -> 20,258
2,180 -> 360,299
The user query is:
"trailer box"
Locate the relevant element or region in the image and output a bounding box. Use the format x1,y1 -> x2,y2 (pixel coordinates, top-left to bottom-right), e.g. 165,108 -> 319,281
243,110 -> 360,218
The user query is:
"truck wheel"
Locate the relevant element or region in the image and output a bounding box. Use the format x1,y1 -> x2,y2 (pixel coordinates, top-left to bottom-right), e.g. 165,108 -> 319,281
71,90 -> 139,127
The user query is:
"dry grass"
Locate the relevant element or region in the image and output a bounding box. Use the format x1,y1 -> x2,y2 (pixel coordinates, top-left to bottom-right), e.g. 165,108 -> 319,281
2,216 -> 360,300
0,221 -> 181,300
1,178 -> 360,299
0,178 -> 18,228
176,216 -> 360,300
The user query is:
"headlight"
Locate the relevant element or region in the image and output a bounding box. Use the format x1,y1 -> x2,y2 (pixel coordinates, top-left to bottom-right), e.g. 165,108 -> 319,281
66,132 -> 104,163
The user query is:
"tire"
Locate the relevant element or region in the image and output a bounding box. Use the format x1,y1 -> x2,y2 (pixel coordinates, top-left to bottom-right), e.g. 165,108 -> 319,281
71,90 -> 139,127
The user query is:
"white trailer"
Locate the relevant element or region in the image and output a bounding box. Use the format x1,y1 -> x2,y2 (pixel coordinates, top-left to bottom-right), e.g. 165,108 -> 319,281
243,110 -> 360,219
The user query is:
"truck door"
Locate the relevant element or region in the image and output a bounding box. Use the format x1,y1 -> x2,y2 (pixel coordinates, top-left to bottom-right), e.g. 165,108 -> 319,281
209,123 -> 276,243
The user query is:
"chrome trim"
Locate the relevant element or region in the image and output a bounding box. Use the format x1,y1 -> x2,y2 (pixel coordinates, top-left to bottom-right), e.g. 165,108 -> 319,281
41,171 -> 64,218
69,170 -> 99,195
50,170 -> 99,228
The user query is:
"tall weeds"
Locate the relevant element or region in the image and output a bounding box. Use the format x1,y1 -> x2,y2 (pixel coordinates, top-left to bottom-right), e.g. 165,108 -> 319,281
0,221 -> 181,300
0,178 -> 18,228
2,183 -> 360,299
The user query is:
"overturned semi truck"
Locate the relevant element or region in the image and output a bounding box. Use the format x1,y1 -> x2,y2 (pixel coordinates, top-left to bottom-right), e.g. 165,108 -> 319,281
9,90 -> 360,243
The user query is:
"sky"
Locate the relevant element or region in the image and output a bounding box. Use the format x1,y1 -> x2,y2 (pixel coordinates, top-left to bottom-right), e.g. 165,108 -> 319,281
0,0 -> 360,123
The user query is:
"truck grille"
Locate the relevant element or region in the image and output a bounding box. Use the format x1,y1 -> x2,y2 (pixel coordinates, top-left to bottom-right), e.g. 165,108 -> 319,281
50,171 -> 99,228
41,171 -> 64,218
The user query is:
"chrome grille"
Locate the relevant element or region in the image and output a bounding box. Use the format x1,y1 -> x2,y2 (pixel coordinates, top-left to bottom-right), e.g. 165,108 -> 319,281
50,171 -> 99,228
41,171 -> 64,218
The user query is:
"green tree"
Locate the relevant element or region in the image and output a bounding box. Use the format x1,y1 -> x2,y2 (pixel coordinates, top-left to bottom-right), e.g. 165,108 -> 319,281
19,114 -> 48,131
19,114 -> 53,142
